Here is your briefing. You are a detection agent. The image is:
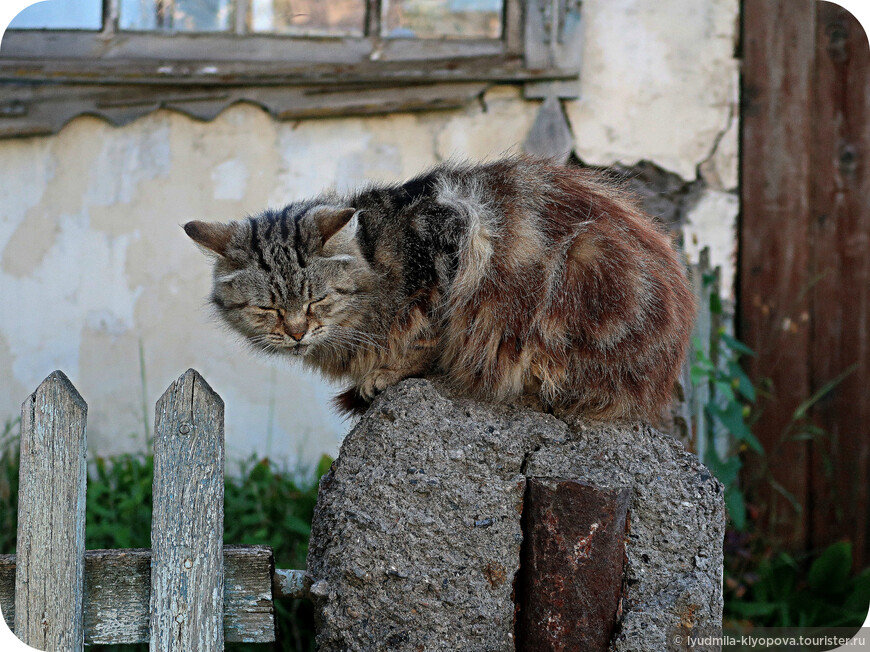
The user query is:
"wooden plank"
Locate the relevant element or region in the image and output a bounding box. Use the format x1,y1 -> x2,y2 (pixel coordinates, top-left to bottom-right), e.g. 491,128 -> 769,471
0,31 -> 506,66
809,2 -> 870,568
0,56 -> 573,86
0,80 -> 493,139
740,0 -> 816,549
150,369 -> 225,652
272,569 -> 313,600
0,546 -> 276,643
14,371 -> 87,651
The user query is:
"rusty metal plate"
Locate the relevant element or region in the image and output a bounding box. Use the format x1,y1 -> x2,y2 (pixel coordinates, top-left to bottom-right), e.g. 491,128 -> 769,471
515,478 -> 631,651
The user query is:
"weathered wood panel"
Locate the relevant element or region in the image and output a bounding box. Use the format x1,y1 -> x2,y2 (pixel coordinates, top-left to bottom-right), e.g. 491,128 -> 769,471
0,546 -> 276,643
740,0 -> 816,548
272,569 -> 313,600
150,369 -> 225,652
14,371 -> 87,651
0,81 -> 493,139
809,2 -> 870,567
742,1 -> 870,565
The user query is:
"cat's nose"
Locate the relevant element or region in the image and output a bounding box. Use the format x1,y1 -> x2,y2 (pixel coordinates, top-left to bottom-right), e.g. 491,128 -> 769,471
282,317 -> 307,341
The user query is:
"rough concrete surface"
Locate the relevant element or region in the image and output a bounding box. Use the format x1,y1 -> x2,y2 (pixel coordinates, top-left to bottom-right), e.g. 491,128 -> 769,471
307,380 -> 725,651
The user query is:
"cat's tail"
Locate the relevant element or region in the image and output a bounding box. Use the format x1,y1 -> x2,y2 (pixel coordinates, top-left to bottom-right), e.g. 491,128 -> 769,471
332,387 -> 371,416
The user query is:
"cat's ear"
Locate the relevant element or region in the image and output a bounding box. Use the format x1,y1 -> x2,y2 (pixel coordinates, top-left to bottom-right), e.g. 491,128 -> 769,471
184,220 -> 234,257
314,207 -> 358,247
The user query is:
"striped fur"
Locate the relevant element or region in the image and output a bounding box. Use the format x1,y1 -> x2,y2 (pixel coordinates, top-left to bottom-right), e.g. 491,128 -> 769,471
186,156 -> 695,422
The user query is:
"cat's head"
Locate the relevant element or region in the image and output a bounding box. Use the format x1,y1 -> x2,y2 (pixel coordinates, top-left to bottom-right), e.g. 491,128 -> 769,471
184,204 -> 371,358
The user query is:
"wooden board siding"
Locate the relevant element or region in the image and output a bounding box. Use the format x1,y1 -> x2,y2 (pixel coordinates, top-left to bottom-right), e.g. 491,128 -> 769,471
809,2 -> 870,565
741,0 -> 870,566
741,0 -> 816,551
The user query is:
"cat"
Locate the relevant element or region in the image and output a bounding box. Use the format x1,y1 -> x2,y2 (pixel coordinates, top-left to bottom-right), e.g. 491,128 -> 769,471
185,156 -> 695,421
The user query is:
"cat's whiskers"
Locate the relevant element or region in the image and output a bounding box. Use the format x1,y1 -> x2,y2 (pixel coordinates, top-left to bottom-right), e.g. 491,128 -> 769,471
322,326 -> 387,355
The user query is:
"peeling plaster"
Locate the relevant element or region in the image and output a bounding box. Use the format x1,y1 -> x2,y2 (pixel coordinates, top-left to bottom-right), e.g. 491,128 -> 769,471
434,86 -> 538,161
85,114 -> 171,207
683,189 -> 739,299
565,0 -> 738,181
698,102 -> 739,191
0,211 -> 142,391
0,139 -> 54,251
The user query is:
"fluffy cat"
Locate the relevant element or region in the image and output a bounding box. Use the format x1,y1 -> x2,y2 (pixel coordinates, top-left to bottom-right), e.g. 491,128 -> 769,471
185,156 -> 695,421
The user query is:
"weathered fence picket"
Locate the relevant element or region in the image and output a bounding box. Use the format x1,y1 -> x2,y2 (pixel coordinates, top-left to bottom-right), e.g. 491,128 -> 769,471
150,369 -> 225,652
0,368 -> 313,649
14,371 -> 88,652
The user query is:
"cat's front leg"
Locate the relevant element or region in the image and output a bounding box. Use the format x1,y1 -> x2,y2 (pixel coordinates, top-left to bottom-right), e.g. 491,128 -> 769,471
357,338 -> 438,401
357,368 -> 408,401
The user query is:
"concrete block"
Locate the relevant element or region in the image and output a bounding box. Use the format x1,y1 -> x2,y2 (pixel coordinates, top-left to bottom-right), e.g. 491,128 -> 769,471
307,380 -> 725,651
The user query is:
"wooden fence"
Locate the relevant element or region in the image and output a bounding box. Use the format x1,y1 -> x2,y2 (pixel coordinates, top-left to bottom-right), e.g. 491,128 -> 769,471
0,369 -> 310,651
742,0 -> 870,567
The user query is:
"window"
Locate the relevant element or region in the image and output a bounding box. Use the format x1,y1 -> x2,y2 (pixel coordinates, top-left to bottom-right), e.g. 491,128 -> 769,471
0,0 -> 580,137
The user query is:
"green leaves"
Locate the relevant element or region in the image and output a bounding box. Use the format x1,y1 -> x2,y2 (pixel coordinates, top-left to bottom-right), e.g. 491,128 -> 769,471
728,360 -> 756,402
727,542 -> 869,629
724,486 -> 747,531
707,403 -> 764,454
808,541 -> 853,594
691,329 -> 759,530
719,332 -> 757,358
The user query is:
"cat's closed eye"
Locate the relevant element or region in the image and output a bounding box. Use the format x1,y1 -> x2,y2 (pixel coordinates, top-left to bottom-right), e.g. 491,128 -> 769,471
307,295 -> 330,315
246,306 -> 279,319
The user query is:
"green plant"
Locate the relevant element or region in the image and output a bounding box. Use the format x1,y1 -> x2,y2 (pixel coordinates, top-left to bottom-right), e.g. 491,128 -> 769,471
725,540 -> 870,628
0,418 -> 20,555
691,326 -> 760,531
690,268 -> 869,630
87,453 -> 154,550
223,454 -> 331,652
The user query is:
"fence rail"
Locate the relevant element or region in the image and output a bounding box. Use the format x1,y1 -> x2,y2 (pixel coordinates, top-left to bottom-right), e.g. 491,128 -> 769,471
0,369 -> 310,650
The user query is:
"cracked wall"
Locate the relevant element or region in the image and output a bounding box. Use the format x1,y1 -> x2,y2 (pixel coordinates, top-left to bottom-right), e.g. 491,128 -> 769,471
0,0 -> 739,464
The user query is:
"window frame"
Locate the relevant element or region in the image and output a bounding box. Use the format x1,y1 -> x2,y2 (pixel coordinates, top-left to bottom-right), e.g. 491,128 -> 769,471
0,0 -> 579,137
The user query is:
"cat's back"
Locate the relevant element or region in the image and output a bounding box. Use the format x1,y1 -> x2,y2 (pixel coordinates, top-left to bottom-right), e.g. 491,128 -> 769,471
435,157 -> 695,421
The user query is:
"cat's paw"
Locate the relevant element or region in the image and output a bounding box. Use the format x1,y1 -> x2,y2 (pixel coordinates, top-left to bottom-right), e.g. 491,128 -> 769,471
358,370 -> 398,401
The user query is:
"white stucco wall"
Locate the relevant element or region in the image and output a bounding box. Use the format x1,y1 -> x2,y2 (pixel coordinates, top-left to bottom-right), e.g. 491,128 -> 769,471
0,0 -> 739,467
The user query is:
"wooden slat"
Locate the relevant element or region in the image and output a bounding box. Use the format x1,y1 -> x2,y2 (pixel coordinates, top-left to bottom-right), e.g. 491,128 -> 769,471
272,569 -> 313,600
150,369 -> 225,652
740,0 -> 816,548
14,371 -> 87,651
0,547 -> 276,643
523,92 -> 575,163
809,1 -> 870,567
0,31 -> 505,65
0,56 -> 574,87
0,81 -> 493,139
